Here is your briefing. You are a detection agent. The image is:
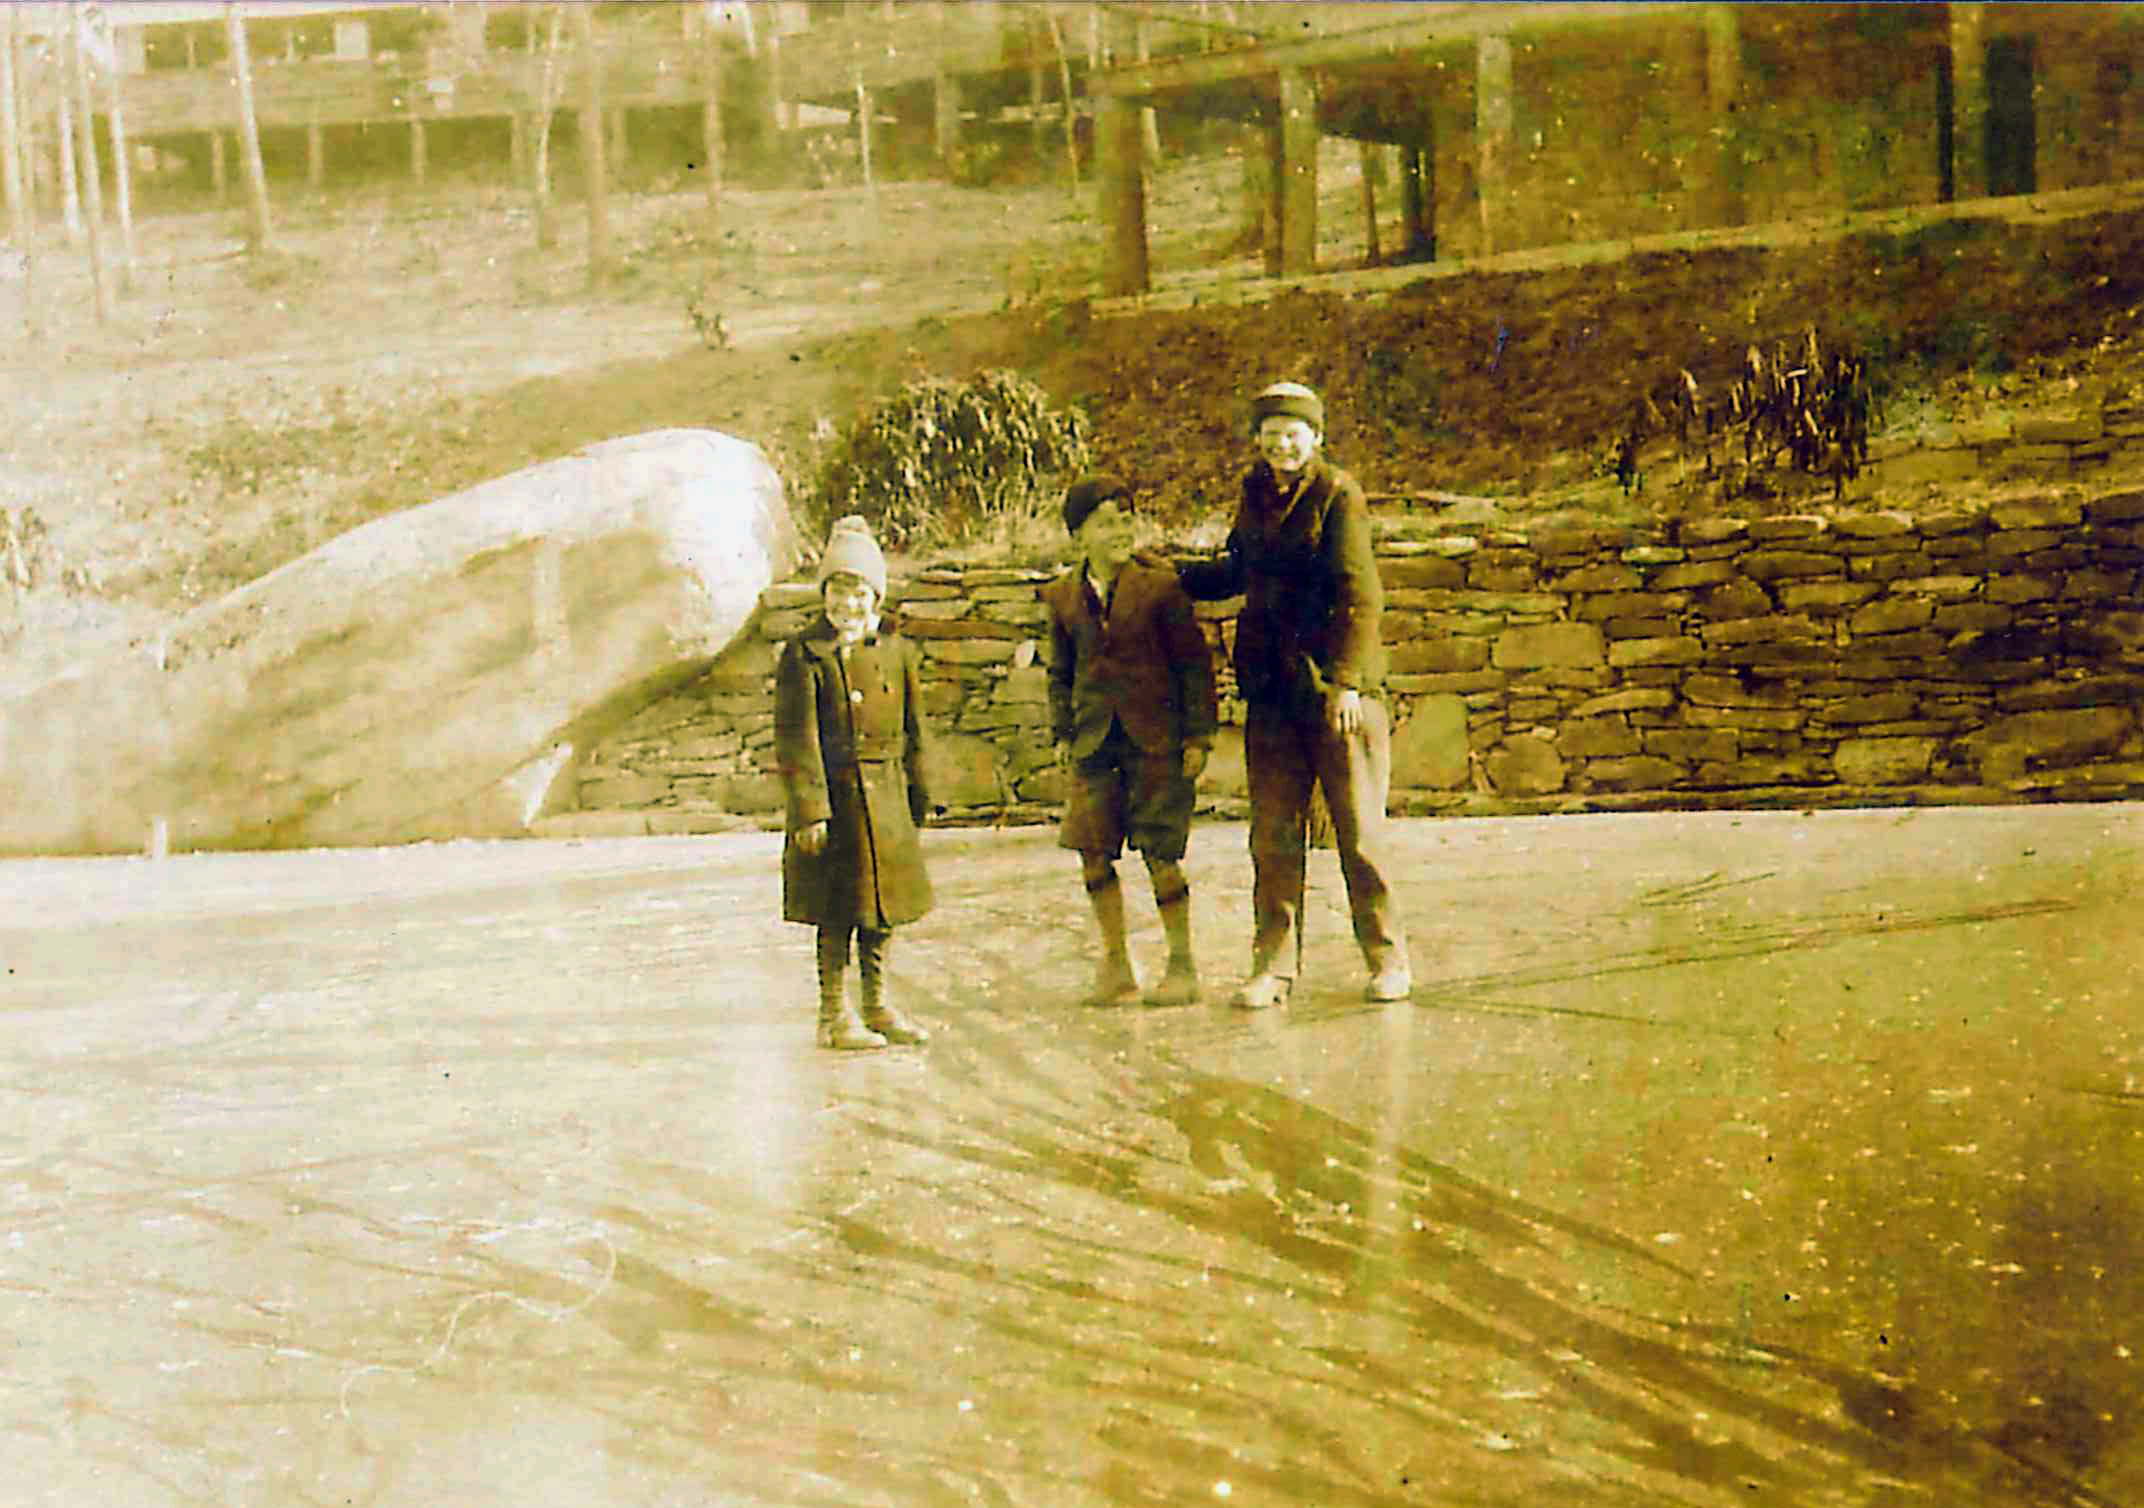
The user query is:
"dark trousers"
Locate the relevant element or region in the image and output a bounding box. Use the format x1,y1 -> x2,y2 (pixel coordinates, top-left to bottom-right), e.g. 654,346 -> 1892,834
1244,696 -> 1406,980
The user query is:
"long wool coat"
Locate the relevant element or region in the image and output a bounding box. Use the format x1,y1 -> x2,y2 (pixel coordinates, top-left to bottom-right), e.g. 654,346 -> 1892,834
775,617 -> 935,930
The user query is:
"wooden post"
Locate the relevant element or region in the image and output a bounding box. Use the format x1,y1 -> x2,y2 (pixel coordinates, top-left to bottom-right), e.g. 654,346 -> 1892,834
575,3 -> 610,286
103,37 -> 138,292
225,3 -> 272,250
1475,34 -> 1512,256
1948,2 -> 1987,202
933,63 -> 961,168
1704,5 -> 1742,228
701,12 -> 723,240
1277,67 -> 1316,276
1358,139 -> 1380,265
1096,90 -> 1148,297
1259,113 -> 1283,275
1135,6 -> 1161,164
307,118 -> 324,187
409,115 -> 426,184
607,106 -> 627,174
1400,139 -> 1435,260
64,11 -> 109,322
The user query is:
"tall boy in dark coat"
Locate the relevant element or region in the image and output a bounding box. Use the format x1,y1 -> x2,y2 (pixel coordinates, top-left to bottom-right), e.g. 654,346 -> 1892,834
775,515 -> 934,1050
1178,382 -> 1412,1009
1043,476 -> 1218,1006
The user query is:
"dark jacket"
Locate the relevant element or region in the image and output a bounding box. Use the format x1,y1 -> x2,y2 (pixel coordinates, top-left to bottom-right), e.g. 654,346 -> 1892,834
1043,559 -> 1218,759
775,618 -> 934,930
1178,457 -> 1386,713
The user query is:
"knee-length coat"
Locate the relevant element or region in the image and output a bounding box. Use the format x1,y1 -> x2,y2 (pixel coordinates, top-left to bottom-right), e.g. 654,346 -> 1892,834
775,616 -> 935,930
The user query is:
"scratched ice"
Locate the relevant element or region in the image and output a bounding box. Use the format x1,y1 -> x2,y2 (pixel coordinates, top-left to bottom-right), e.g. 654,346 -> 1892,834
1,805 -> 2140,1507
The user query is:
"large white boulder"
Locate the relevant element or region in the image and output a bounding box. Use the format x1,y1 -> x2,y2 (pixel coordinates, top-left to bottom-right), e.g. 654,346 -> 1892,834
0,429 -> 797,854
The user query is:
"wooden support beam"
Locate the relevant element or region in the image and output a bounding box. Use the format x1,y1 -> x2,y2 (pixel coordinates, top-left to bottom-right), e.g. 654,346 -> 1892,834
225,3 -> 273,249
1948,2 -> 1987,200
1475,34 -> 1512,256
933,66 -> 961,164
1400,139 -> 1435,261
1096,89 -> 1148,296
1277,67 -> 1316,276
0,6 -> 25,248
1260,114 -> 1282,275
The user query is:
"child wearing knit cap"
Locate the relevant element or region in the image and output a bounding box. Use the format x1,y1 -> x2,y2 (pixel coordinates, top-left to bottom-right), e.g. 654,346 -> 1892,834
774,515 -> 936,1050
1043,476 -> 1218,1007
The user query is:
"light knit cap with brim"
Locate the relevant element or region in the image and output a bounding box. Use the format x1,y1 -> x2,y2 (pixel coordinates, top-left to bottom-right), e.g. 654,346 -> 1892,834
818,514 -> 888,599
1248,380 -> 1324,436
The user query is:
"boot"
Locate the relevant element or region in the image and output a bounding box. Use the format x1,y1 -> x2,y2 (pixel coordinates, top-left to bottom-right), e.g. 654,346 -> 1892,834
1146,890 -> 1200,1007
858,929 -> 929,1045
816,929 -> 886,1051
1085,874 -> 1142,1008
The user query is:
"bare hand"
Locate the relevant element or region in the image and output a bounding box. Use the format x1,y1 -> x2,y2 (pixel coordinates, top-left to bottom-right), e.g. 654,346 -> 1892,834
795,820 -> 829,855
1182,745 -> 1209,782
1329,688 -> 1364,736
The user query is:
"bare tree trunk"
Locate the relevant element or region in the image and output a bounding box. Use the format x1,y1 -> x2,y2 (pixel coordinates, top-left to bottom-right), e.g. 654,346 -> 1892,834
54,52 -> 80,241
224,3 -> 272,250
701,8 -> 723,242
64,10 -> 109,322
854,73 -> 874,195
0,5 -> 23,245
575,3 -> 609,287
532,4 -> 563,249
102,26 -> 137,293
1045,6 -> 1078,196
3,9 -> 37,340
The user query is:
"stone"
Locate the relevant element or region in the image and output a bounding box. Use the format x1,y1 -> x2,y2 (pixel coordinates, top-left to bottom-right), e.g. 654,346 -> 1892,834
1391,695 -> 1471,790
1849,598 -> 1935,635
1642,728 -> 1739,762
1695,580 -> 1775,621
1583,755 -> 1685,791
1986,574 -> 2056,605
1493,623 -> 1605,670
1702,614 -> 1823,646
0,429 -> 796,855
1384,555 -> 1468,589
1200,726 -> 1249,798
1962,706 -> 2132,783
1747,515 -> 1830,542
1778,581 -> 1882,613
2084,489 -> 2144,525
1392,637 -> 1491,674
1742,549 -> 1843,581
1683,673 -> 1797,708
1675,518 -> 1750,546
1548,563 -> 1642,592
1572,687 -> 1677,717
1696,755 -> 1831,787
1830,510 -> 1917,539
920,731 -> 1005,808
1486,735 -> 1566,795
1557,718 -> 1640,758
1650,559 -> 1740,590
1573,592 -> 1680,623
1621,546 -> 1686,566
1991,498 -> 2084,530
1609,636 -> 1703,668
1834,737 -> 1939,785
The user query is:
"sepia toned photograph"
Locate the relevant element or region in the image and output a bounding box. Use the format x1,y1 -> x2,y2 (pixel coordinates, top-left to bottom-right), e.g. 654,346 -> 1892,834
2,1 -> 2141,1503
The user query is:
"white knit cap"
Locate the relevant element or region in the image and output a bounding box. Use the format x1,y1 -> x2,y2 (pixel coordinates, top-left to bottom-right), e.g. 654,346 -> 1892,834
817,514 -> 887,599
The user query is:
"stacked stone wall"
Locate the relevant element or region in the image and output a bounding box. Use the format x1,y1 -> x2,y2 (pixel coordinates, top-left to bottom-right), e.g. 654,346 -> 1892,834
560,477 -> 2144,837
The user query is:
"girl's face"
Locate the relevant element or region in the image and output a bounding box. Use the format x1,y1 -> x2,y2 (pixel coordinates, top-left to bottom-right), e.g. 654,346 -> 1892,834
1257,415 -> 1321,473
823,573 -> 880,639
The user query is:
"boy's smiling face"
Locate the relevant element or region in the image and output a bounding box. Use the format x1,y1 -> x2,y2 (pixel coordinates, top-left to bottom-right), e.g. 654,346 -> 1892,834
1075,498 -> 1136,579
823,572 -> 879,639
1256,415 -> 1321,474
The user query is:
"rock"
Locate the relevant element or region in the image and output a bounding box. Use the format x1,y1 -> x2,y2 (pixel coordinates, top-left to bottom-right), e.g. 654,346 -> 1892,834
0,429 -> 795,855
1391,695 -> 1471,790
1486,734 -> 1565,795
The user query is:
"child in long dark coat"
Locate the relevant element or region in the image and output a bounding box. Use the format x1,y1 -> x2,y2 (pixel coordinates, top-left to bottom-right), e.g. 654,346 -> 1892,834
775,516 -> 935,1051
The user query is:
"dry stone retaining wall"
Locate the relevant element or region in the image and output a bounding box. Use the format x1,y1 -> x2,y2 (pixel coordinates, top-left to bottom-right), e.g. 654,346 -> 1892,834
560,482 -> 2144,836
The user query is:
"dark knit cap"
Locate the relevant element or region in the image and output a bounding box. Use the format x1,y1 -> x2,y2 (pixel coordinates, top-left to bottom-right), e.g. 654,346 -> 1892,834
1062,474 -> 1132,535
1248,380 -> 1324,435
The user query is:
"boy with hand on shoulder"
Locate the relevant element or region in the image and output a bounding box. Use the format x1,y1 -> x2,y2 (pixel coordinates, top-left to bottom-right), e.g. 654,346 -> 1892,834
1043,476 -> 1218,1007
